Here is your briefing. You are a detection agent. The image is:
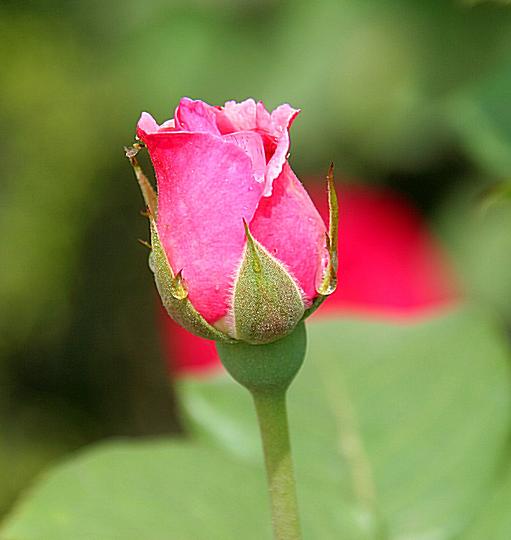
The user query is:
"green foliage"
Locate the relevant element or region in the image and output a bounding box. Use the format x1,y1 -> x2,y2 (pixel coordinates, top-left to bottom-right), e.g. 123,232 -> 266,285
2,0 -> 511,533
461,466 -> 511,539
436,184 -> 511,321
447,56 -> 511,179
0,404 -> 91,520
0,15 -> 106,351
0,441 -> 269,540
2,307 -> 510,539
185,307 -> 511,539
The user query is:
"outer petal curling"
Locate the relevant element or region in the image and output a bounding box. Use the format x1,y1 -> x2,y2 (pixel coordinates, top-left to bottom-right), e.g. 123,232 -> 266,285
222,131 -> 266,185
137,112 -> 161,136
215,99 -> 257,133
249,163 -> 328,306
137,126 -> 265,323
263,104 -> 299,196
214,100 -> 299,196
174,97 -> 220,135
255,101 -> 272,132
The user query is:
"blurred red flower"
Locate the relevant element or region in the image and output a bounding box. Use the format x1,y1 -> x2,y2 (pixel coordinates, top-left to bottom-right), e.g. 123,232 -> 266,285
159,180 -> 459,376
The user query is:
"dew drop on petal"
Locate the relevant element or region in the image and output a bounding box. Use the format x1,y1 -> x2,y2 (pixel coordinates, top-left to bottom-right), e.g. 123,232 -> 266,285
320,250 -> 330,271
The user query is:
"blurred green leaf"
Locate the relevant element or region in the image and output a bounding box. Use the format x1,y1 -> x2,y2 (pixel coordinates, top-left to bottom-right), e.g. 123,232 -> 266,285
0,440 -> 269,540
0,14 -> 112,350
447,50 -> 511,178
479,180 -> 511,213
2,306 -> 510,539
436,184 -> 511,320
182,307 -> 511,539
462,0 -> 511,6
461,464 -> 511,539
0,403 -> 91,518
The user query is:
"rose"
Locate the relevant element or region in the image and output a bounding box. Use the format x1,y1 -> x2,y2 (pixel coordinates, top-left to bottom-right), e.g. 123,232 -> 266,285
133,98 -> 336,344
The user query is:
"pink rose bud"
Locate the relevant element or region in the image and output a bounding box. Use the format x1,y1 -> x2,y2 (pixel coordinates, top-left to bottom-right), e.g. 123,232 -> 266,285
129,98 -> 337,344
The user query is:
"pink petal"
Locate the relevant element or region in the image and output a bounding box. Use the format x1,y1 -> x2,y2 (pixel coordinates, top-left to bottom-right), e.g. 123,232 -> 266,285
138,128 -> 265,323
249,163 -> 327,305
215,99 -> 257,133
263,104 -> 299,196
211,100 -> 300,195
222,131 -> 266,185
270,103 -> 300,130
159,118 -> 176,131
137,112 -> 161,136
255,101 -> 272,132
174,97 -> 220,135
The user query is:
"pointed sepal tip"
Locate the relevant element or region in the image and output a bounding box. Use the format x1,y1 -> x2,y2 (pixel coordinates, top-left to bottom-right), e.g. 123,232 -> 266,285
231,222 -> 305,344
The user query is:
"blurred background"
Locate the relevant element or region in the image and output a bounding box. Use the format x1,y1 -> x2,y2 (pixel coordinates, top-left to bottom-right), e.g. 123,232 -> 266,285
1,0 -> 511,524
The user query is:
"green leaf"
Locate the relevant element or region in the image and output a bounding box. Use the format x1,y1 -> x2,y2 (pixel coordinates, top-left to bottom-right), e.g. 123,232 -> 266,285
436,186 -> 511,321
2,306 -> 510,539
479,180 -> 511,214
0,404 -> 89,520
182,306 -> 511,539
447,56 -> 511,178
1,440 -> 269,540
461,464 -> 511,539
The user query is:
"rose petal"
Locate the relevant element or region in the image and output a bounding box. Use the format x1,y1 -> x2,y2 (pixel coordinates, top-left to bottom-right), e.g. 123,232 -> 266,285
174,97 -> 220,135
249,163 -> 327,305
137,112 -> 161,136
215,99 -> 257,133
263,104 -> 299,196
255,101 -> 272,132
137,127 -> 265,323
222,131 -> 266,185
159,118 -> 176,131
211,100 -> 299,195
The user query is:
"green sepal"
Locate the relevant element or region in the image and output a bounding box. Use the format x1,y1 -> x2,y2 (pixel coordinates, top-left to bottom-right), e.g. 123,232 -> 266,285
124,144 -> 157,218
149,219 -> 234,343
318,162 -> 338,295
302,163 -> 339,320
231,221 -> 305,345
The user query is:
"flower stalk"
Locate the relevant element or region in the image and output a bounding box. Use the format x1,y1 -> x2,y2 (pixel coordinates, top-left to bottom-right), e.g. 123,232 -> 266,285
216,323 -> 306,540
252,390 -> 302,540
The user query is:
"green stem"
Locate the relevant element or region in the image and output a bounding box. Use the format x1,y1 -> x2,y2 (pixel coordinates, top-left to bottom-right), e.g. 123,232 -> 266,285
252,389 -> 302,540
216,323 -> 306,540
